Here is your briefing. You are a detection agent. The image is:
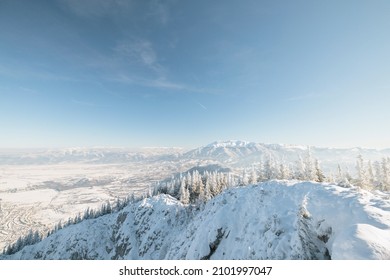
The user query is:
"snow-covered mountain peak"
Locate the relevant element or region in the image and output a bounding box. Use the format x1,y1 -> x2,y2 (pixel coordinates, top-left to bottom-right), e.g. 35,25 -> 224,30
205,140 -> 254,148
2,181 -> 389,260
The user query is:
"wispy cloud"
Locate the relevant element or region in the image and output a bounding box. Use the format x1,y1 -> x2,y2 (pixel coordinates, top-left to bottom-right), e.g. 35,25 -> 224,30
112,38 -> 219,94
114,39 -> 166,77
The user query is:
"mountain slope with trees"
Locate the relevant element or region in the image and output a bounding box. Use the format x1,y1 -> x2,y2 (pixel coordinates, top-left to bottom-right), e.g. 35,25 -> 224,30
1,180 -> 389,260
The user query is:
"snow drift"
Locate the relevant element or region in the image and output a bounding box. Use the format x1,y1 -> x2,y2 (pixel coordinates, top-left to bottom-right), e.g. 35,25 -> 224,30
2,181 -> 389,260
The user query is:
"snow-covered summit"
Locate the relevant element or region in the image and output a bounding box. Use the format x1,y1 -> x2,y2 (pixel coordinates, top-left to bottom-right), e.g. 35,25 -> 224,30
184,140 -> 264,161
205,140 -> 254,148
2,181 -> 389,260
182,141 -> 390,172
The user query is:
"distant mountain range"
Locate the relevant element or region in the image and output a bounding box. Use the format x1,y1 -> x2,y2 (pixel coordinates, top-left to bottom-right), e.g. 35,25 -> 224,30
0,147 -> 184,165
184,141 -> 390,171
1,141 -> 389,173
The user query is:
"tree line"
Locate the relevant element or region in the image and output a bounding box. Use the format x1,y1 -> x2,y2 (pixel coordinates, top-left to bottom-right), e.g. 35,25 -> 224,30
354,155 -> 390,191
1,194 -> 143,255
153,149 -> 390,205
152,148 -> 327,204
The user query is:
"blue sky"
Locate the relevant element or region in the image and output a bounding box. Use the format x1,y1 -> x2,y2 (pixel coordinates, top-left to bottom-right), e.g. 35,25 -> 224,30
1,0 -> 389,148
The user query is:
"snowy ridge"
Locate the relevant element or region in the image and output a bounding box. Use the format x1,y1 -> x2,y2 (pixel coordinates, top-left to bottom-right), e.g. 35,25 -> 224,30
2,181 -> 389,260
184,141 -> 390,172
205,140 -> 254,148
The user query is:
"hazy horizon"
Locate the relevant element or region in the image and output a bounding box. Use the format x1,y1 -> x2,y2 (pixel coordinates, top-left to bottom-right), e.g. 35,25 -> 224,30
0,140 -> 389,151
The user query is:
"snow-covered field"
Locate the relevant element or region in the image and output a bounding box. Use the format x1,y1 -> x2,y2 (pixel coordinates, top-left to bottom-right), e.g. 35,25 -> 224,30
0,161 -> 189,250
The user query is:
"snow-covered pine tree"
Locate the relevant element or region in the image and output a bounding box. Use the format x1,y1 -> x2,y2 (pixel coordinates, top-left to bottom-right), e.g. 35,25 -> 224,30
191,170 -> 199,197
256,161 -> 265,182
216,172 -> 224,192
203,177 -> 212,201
213,172 -> 220,194
227,172 -> 237,188
263,155 -> 276,181
278,163 -> 285,180
3,229 -> 42,255
374,160 -> 383,190
195,171 -> 205,200
366,160 -> 375,189
294,156 -> 305,181
356,154 -> 368,189
240,168 -> 249,186
336,164 -> 343,182
179,180 -> 190,204
314,159 -> 325,183
303,147 -> 316,181
249,166 -> 257,184
281,162 -> 292,180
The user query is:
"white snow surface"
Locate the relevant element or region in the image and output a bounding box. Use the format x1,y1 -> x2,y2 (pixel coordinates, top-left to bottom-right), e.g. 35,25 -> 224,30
2,181 -> 390,260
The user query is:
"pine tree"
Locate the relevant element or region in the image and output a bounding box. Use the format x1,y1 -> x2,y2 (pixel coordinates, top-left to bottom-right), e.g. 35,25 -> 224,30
240,169 -> 249,185
374,160 -> 383,189
220,172 -> 228,191
263,155 -> 275,181
33,230 -> 41,244
209,171 -> 216,194
356,155 -> 368,189
314,159 -> 325,183
278,162 -> 291,180
196,172 -> 205,200
366,160 -> 375,189
179,178 -> 187,203
227,172 -> 237,188
303,147 -> 316,181
336,164 -> 343,182
294,156 -> 305,181
203,178 -> 211,201
197,181 -> 205,204
249,166 -> 257,184
179,181 -> 189,204
257,161 -> 265,182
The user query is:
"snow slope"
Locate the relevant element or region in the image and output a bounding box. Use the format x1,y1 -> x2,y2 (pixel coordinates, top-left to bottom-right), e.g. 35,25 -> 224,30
1,181 -> 390,260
